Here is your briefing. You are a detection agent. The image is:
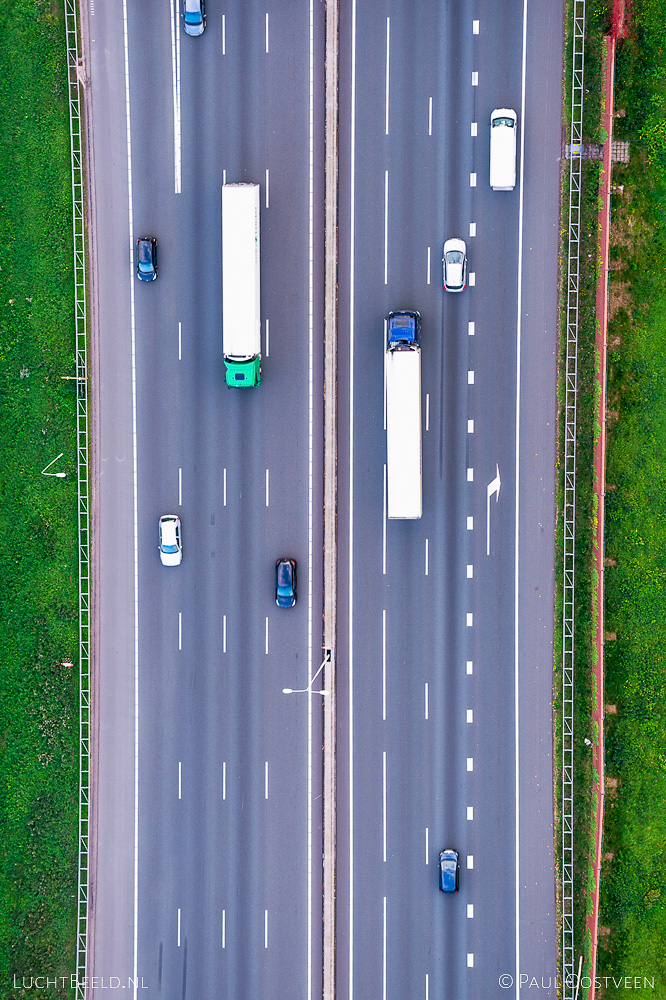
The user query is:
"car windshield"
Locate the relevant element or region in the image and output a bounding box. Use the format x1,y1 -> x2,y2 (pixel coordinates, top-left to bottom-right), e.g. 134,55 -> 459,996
161,543 -> 178,554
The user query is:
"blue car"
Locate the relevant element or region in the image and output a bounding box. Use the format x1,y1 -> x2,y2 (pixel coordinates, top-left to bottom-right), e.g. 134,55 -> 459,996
136,237 -> 157,281
439,849 -> 460,893
275,558 -> 297,608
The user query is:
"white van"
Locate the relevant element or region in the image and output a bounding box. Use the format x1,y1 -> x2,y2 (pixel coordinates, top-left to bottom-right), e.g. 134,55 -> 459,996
489,109 -> 517,191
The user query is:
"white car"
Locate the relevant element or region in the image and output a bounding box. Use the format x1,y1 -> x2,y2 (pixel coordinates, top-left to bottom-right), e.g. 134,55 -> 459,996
442,238 -> 467,293
159,515 -> 182,566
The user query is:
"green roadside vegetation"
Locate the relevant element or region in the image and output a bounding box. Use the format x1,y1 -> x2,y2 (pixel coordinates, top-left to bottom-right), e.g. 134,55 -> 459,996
0,2 -> 79,996
598,0 -> 666,992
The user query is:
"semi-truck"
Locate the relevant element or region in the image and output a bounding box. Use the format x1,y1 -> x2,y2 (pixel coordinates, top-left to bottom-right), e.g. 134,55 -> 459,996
385,310 -> 422,519
221,182 -> 261,387
489,108 -> 518,191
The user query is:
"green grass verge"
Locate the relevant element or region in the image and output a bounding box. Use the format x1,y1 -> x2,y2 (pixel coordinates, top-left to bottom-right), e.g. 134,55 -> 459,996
0,1 -> 79,996
597,0 -> 666,993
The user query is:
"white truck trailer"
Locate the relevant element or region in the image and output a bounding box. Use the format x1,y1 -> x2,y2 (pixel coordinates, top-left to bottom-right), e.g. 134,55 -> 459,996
221,182 -> 261,387
385,310 -> 422,519
489,109 -> 518,191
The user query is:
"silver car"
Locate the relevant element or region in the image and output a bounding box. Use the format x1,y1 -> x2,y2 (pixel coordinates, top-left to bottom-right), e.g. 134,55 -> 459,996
442,238 -> 467,293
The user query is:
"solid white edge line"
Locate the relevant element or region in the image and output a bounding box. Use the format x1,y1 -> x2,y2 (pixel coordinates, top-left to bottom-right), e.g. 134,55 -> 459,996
515,1 -> 529,995
349,0 -> 357,995
385,17 -> 390,135
307,0 -> 314,995
121,1 -> 139,995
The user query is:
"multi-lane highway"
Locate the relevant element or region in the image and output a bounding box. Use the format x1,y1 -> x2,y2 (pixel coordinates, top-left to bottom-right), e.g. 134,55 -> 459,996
84,1 -> 562,998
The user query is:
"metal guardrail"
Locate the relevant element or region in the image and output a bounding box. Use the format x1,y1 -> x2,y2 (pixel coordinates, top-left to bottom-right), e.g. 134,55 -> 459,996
562,1 -> 587,997
63,1 -> 91,996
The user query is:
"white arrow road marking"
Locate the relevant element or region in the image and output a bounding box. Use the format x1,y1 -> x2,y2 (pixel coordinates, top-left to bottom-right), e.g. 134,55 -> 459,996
486,464 -> 501,555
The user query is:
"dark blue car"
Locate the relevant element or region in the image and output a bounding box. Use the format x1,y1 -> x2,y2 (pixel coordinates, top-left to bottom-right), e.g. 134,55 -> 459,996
275,558 -> 297,608
136,237 -> 157,281
439,849 -> 460,893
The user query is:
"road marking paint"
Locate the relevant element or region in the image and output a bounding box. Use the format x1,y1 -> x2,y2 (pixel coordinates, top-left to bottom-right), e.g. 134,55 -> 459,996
467,516 -> 473,529
467,564 -> 473,578
169,0 -> 182,194
178,467 -> 182,506
265,12 -> 269,52
473,19 -> 479,33
471,122 -> 477,136
223,615 -> 226,653
425,826 -> 429,863
425,682 -> 429,720
383,318 -> 387,430
467,855 -> 474,868
385,18 -> 390,134
425,393 -> 430,431
383,751 -> 387,861
178,321 -> 182,359
467,660 -> 473,674
467,757 -> 474,771
265,318 -> 270,357
349,1 -> 357,991
427,245 -> 431,284
382,610 -> 386,721
223,169 -> 226,185
467,468 -> 474,482
468,419 -> 474,433
472,71 -> 478,86
265,468 -> 269,506
265,617 -> 269,654
466,613 -> 473,626
467,709 -> 473,723
384,170 -> 389,284
178,612 -> 182,650
470,222 -> 477,237
382,465 -> 387,575
222,761 -> 226,800
468,370 -> 475,384
467,954 -> 474,968
222,14 -> 226,54
265,761 -> 269,799
469,272 -> 476,286
383,897 -> 387,1000
177,908 -> 181,946
222,909 -> 226,947
425,973 -> 429,1000
265,169 -> 269,208
223,468 -> 227,507
178,761 -> 182,799
467,806 -> 473,819
470,172 -> 477,187
467,904 -> 474,917
264,909 -> 268,948
425,538 -> 429,576
468,321 -> 475,336
428,97 -> 433,136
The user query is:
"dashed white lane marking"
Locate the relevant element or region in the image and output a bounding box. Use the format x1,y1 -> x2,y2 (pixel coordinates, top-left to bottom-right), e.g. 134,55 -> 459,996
467,904 -> 474,918
425,974 -> 429,1000
384,170 -> 389,284
467,709 -> 473,723
467,855 -> 474,868
469,272 -> 476,286
264,910 -> 269,948
178,321 -> 182,359
470,222 -> 477,237
467,806 -> 474,820
467,468 -> 474,482
382,610 -> 386,721
222,761 -> 226,800
428,97 -> 433,136
425,827 -> 429,863
472,71 -> 478,86
425,393 -> 430,431
468,419 -> 474,433
177,908 -> 181,946
385,18 -> 390,134
223,615 -> 227,653
467,757 -> 474,771
382,751 -> 387,862
178,612 -> 182,650
222,14 -> 226,54
265,617 -> 269,654
467,564 -> 473,578
265,12 -> 269,53
223,169 -> 226,185
222,909 -> 226,948
471,122 -> 477,136
178,467 -> 182,506
466,613 -> 473,627
424,682 -> 429,720
467,516 -> 474,530
265,319 -> 270,357
470,172 -> 477,187
468,321 -> 475,336
425,538 -> 429,576
427,245 -> 431,284
223,468 -> 227,507
265,468 -> 270,506
467,954 -> 474,968
467,660 -> 473,675
265,169 -> 270,208
265,761 -> 269,799
473,19 -> 479,33
468,370 -> 475,384
178,761 -> 182,799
